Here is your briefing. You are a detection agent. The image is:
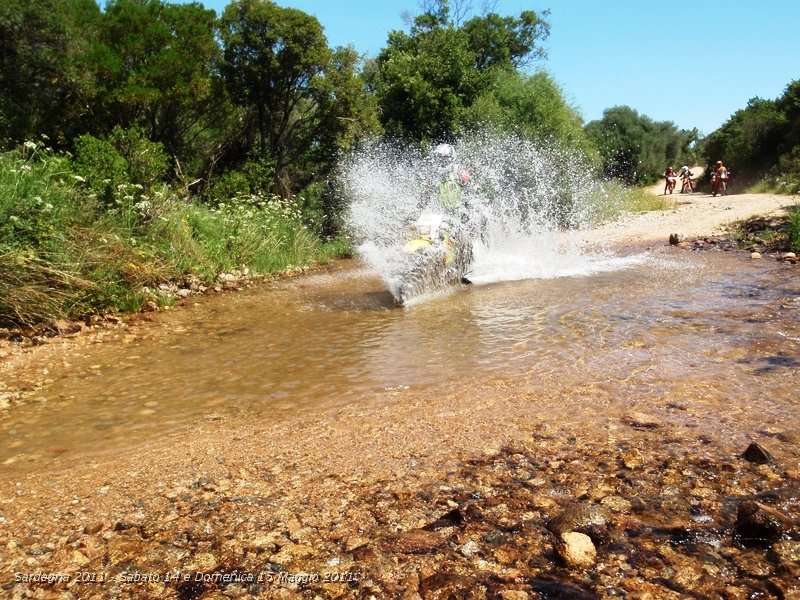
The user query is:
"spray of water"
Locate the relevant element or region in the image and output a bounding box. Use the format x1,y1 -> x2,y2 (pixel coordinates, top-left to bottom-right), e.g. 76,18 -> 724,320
339,131 -> 632,298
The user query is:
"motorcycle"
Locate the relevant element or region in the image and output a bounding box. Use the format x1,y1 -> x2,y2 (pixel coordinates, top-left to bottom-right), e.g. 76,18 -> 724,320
392,212 -> 473,305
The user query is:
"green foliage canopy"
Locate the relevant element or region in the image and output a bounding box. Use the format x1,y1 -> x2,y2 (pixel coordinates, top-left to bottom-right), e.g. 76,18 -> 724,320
464,70 -> 590,152
0,0 -> 100,146
585,106 -> 698,185
701,80 -> 800,188
92,0 -> 222,164
218,0 -> 330,194
372,0 -> 550,143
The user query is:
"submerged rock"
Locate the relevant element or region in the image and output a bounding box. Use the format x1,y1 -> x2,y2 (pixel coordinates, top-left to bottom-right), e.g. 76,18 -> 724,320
735,501 -> 794,546
623,411 -> 662,429
550,503 -> 610,536
549,502 -> 611,548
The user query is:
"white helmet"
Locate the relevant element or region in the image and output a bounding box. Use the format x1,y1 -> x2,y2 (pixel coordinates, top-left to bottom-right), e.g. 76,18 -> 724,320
433,143 -> 456,159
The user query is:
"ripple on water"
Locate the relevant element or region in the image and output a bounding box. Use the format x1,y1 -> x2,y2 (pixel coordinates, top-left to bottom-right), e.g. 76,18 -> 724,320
1,251 -> 799,470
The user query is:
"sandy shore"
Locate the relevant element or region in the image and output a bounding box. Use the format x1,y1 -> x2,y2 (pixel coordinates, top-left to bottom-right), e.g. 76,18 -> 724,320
1,190 -> 800,599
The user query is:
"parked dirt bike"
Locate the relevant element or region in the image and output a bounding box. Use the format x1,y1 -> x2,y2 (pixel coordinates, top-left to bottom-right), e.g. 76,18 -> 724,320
392,212 -> 473,305
711,169 -> 729,196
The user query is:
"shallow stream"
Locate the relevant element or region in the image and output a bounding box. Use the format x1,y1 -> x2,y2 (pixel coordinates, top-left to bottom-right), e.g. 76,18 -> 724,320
2,248 -> 799,473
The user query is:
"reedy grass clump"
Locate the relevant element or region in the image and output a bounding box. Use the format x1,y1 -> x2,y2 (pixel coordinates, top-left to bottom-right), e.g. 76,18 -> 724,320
788,207 -> 800,252
0,141 -> 345,328
577,181 -> 675,230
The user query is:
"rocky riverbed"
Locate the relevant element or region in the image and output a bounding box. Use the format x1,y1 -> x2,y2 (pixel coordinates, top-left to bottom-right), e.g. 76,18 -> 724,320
2,400 -> 799,599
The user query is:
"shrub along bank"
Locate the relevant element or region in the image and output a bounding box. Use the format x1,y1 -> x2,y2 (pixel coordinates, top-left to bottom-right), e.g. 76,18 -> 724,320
0,140 -> 348,330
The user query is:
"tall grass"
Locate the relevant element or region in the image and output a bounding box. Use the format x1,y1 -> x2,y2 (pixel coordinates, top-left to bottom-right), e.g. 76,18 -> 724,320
581,181 -> 676,229
0,142 -> 345,328
788,207 -> 800,252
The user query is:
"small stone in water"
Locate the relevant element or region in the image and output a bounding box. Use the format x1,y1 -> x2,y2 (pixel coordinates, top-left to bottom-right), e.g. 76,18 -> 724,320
556,531 -> 596,569
460,540 -> 479,557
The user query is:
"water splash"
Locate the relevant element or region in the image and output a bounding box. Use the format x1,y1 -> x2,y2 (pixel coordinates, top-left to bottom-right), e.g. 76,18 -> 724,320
340,132 -> 631,297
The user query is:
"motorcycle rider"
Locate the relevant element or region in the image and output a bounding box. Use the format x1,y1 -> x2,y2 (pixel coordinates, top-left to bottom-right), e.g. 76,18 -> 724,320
678,165 -> 693,193
712,160 -> 729,195
663,166 -> 677,195
431,143 -> 472,212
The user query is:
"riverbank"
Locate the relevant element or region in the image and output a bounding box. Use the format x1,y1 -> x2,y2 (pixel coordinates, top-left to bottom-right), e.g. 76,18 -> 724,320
584,188 -> 797,250
2,192 -> 800,599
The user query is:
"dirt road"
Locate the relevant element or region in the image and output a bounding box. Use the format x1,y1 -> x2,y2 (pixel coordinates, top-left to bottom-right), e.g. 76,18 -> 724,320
586,178 -> 797,247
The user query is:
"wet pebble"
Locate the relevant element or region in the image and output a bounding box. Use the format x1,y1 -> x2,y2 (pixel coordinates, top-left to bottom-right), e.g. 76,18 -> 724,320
735,501 -> 794,546
556,531 -> 596,569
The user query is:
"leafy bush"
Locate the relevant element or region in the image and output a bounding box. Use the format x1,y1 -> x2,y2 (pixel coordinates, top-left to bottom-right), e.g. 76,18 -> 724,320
108,126 -> 170,187
73,134 -> 129,204
204,170 -> 250,205
73,126 -> 170,206
0,141 -> 334,328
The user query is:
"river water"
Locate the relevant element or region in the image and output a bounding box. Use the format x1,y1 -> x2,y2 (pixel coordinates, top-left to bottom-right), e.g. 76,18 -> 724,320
2,248 -> 799,472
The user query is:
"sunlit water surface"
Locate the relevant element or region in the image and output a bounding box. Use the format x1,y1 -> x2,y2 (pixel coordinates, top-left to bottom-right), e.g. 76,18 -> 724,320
2,249 -> 799,472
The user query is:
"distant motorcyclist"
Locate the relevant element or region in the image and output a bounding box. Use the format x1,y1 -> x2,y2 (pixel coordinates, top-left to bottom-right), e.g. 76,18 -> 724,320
663,166 -> 677,195
678,165 -> 693,193
711,160 -> 729,196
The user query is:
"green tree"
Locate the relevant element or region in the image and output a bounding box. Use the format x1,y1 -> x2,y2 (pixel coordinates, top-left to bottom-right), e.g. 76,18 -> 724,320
372,0 -> 550,142
586,106 -> 697,184
0,0 -> 100,146
311,46 -> 382,235
463,10 -> 550,71
775,80 -> 800,156
373,21 -> 478,141
92,0 -> 221,169
218,0 -> 331,196
464,70 -> 589,151
315,46 -> 382,158
702,94 -> 793,183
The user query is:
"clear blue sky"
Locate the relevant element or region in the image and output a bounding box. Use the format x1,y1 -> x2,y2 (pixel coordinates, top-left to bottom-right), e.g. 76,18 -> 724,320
177,0 -> 800,135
